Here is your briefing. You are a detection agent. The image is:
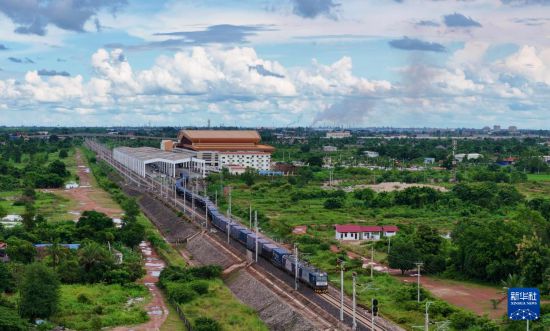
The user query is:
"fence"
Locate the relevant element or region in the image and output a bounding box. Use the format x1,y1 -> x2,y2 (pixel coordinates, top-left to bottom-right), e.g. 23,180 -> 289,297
171,299 -> 193,331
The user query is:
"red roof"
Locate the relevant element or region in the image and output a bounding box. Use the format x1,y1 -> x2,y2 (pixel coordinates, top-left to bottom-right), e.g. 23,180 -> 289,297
335,225 -> 365,233
335,224 -> 399,233
383,225 -> 399,232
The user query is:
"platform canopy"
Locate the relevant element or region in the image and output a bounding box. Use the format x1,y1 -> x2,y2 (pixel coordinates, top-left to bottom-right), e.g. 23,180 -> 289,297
113,146 -> 205,177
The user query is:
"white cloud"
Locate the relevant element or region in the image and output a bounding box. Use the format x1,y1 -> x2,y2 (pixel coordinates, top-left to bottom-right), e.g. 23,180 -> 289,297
498,45 -> 550,84
295,56 -> 391,95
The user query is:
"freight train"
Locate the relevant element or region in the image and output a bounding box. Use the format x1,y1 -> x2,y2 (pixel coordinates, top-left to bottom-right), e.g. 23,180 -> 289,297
175,178 -> 328,293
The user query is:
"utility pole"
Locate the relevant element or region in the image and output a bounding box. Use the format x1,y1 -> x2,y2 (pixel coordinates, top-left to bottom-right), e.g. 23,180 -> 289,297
388,236 -> 391,254
215,190 -> 217,206
425,301 -> 433,331
352,272 -> 357,331
416,262 -> 424,302
226,222 -> 230,244
254,210 -> 258,262
340,261 -> 345,321
294,244 -> 299,291
228,186 -> 232,218
249,203 -> 252,228
192,185 -> 195,221
370,243 -> 374,279
183,178 -> 186,211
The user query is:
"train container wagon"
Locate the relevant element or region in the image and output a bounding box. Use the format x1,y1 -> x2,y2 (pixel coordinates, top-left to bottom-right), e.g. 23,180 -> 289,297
271,248 -> 290,268
260,243 -> 278,259
230,225 -> 246,240
238,229 -> 253,244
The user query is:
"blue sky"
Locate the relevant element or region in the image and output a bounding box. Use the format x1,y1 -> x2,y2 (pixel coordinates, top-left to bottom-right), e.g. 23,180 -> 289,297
0,0 -> 549,128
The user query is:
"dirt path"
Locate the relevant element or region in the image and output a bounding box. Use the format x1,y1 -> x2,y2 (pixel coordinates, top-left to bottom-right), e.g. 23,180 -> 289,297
111,241 -> 169,331
359,251 -> 506,318
49,149 -> 123,220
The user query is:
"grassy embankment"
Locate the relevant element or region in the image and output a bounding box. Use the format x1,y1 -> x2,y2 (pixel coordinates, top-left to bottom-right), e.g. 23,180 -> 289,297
83,147 -> 268,330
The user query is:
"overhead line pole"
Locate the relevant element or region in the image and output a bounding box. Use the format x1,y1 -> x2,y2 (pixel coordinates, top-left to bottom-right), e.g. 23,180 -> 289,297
416,262 -> 424,302
340,261 -> 345,321
352,272 -> 357,331
294,244 -> 299,291
255,210 -> 258,263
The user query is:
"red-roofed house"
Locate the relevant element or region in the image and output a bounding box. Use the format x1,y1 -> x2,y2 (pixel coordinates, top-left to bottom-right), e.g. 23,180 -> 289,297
335,224 -> 398,241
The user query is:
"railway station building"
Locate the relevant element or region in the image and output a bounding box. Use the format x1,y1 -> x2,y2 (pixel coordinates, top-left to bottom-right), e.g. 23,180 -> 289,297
113,146 -> 206,178
173,130 -> 275,172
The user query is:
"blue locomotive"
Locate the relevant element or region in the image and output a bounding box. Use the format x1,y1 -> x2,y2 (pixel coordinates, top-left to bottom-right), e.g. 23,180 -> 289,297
175,178 -> 328,293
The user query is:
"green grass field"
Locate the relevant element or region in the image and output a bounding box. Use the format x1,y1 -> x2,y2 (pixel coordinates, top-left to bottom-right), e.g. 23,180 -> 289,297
178,279 -> 269,331
53,284 -> 150,330
527,173 -> 550,182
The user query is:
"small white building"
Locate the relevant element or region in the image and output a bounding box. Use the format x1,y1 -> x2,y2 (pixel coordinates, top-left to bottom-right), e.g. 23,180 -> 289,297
424,157 -> 436,165
454,153 -> 483,162
323,146 -> 338,152
363,151 -> 379,158
326,131 -> 351,139
225,164 -> 247,175
335,225 -> 398,241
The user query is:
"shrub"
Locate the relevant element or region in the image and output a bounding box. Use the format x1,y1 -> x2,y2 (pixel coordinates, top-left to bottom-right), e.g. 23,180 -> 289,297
194,317 -> 221,331
190,280 -> 209,295
167,282 -> 197,304
77,293 -> 92,304
324,198 -> 344,209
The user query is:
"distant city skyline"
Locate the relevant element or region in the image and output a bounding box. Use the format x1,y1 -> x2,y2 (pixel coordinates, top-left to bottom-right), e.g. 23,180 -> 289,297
0,0 -> 549,128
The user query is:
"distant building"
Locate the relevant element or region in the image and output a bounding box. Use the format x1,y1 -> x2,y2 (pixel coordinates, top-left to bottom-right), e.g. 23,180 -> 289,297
225,164 -> 247,175
176,130 -> 274,171
323,145 -> 338,152
335,224 -> 398,241
326,131 -> 351,139
496,157 -> 517,166
160,140 -> 175,151
454,153 -> 483,162
363,151 -> 379,158
493,125 -> 501,131
508,126 -> 518,132
424,157 -> 436,165
542,156 -> 550,164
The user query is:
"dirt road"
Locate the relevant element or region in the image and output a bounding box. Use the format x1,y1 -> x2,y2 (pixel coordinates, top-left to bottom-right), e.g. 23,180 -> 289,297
111,241 -> 169,331
52,149 -> 123,219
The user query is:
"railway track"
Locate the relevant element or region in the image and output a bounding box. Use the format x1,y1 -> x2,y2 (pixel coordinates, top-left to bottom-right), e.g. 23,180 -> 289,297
84,139 -> 402,331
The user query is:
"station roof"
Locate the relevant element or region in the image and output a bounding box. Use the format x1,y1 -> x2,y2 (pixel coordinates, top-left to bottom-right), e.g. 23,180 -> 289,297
176,129 -> 274,152
114,147 -> 203,164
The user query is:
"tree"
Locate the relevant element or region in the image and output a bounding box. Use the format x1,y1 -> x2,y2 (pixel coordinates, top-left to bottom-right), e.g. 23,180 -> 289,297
516,235 -> 550,286
307,155 -> 323,167
48,160 -> 69,178
241,168 -> 256,187
118,221 -> 145,248
324,198 -> 344,209
300,144 -> 310,153
451,219 -> 527,282
78,242 -> 114,283
0,262 -> 15,293
388,236 -> 420,275
19,263 -> 60,319
21,203 -> 36,231
76,211 -> 115,243
58,150 -> 68,158
6,238 -> 36,263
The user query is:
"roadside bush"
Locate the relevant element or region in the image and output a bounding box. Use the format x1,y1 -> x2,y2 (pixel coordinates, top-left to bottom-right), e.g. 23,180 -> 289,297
450,310 -> 477,330
194,317 -> 221,331
0,306 -> 28,331
190,280 -> 209,295
166,282 -> 197,304
324,198 -> 344,209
